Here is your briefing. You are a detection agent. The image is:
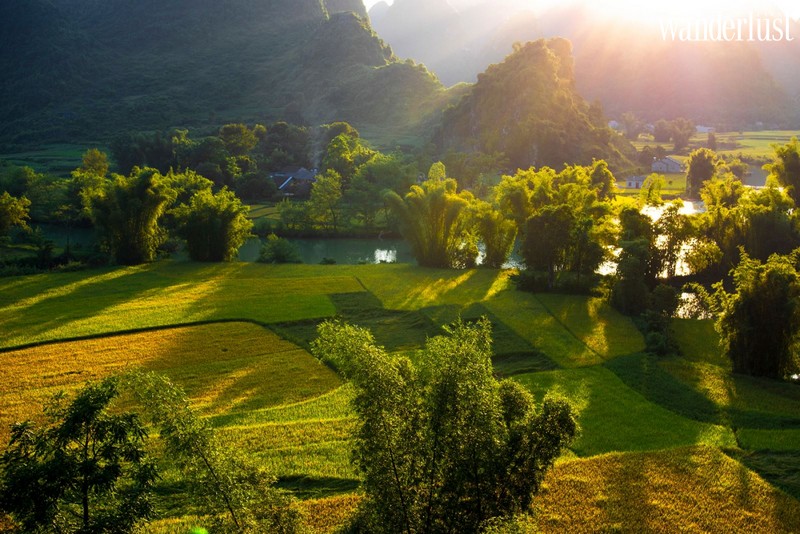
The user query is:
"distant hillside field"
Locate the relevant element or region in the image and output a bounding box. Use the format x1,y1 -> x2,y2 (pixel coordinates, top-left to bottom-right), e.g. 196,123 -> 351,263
2,262 -> 799,530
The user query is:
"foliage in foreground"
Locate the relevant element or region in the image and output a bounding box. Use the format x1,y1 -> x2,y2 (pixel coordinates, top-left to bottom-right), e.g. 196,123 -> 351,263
0,377 -> 156,533
311,318 -> 577,533
0,372 -> 302,534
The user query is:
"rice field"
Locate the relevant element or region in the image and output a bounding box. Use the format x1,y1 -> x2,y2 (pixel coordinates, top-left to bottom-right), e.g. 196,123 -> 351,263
2,261 -> 799,531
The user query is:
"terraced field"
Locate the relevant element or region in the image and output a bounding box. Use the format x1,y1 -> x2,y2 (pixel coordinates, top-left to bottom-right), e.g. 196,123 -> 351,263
1,262 -> 799,531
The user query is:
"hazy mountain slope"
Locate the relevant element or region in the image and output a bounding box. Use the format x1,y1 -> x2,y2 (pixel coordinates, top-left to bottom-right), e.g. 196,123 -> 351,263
369,0 -> 540,86
0,0 -> 444,148
439,38 -> 634,171
370,0 -> 796,127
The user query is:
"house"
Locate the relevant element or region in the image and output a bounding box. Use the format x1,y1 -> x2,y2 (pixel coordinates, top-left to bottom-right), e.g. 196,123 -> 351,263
652,157 -> 683,174
626,176 -> 646,189
695,125 -> 716,134
270,167 -> 318,197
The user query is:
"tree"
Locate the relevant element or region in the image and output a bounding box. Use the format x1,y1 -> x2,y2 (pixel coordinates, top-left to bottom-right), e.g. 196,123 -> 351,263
122,372 -> 301,533
308,169 -> 343,232
385,176 -> 477,269
219,124 -> 258,156
0,192 -> 31,236
653,120 -> 673,143
620,112 -> 643,140
258,234 -> 302,264
588,159 -> 617,200
707,131 -> 718,151
0,378 -> 157,533
686,148 -> 718,197
765,137 -> 800,205
311,319 -> 576,534
474,201 -> 517,269
345,154 -> 414,229
172,188 -> 253,262
670,118 -> 695,150
86,168 -> 176,265
656,201 -> 693,279
716,251 -> 800,379
78,148 -> 110,178
523,205 -> 574,288
321,134 -> 376,186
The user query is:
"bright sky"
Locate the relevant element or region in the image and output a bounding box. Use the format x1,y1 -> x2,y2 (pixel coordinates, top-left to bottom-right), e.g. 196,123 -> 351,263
361,0 -> 800,21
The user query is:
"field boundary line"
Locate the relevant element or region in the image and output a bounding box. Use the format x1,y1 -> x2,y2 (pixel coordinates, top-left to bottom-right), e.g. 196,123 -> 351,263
0,318 -> 314,355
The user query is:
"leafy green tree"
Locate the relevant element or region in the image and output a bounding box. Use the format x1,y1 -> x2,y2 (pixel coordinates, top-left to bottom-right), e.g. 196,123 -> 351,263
122,372 -> 301,533
321,134 -> 376,186
653,120 -> 673,143
311,319 -> 576,534
639,173 -> 665,206
309,170 -> 343,232
278,199 -> 311,232
172,188 -> 253,262
0,192 -> 31,236
385,176 -> 477,269
765,137 -> 800,205
670,118 -> 695,150
344,154 -> 414,229
0,378 -> 157,533
707,131 -> 718,151
686,148 -> 718,197
219,124 -> 258,156
259,122 -> 311,169
716,251 -> 800,379
86,168 -> 176,265
474,201 -> 517,269
612,237 -> 652,315
657,201 -> 693,279
620,112 -> 644,140
524,205 -> 574,288
588,159 -> 617,200
258,234 -> 302,264
79,148 -> 110,178
495,173 -> 534,233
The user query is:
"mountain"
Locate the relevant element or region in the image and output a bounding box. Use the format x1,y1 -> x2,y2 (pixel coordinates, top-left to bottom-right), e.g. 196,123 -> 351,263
369,0 -> 798,128
369,0 -> 540,87
439,38 -> 635,171
0,0 -> 445,149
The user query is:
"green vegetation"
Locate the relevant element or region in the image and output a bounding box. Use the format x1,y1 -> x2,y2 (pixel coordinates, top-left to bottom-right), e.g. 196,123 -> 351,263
0,378 -> 157,533
312,319 -> 576,532
439,39 -> 634,172
0,262 -> 799,531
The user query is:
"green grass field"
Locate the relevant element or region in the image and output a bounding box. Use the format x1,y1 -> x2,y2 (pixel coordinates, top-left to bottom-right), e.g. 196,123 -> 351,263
2,261 -> 799,531
0,143 -> 102,176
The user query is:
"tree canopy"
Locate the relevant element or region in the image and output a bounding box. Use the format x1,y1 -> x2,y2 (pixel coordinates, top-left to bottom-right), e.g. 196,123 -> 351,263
311,318 -> 577,533
715,251 -> 800,379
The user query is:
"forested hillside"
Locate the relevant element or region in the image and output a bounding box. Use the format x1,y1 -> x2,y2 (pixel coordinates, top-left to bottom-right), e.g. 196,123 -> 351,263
370,0 -> 798,128
0,0 -> 445,148
439,38 -> 635,170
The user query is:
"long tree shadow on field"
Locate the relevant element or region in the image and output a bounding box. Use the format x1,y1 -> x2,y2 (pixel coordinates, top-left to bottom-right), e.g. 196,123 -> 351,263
605,353 -> 800,430
272,291 -> 560,375
729,450 -> 800,501
0,264 -> 196,349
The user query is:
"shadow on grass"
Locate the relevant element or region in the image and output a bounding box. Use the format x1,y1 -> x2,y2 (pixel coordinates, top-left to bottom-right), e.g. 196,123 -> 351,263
605,353 -> 800,430
272,292 -> 441,353
728,450 -> 800,501
276,476 -> 360,500
0,264 -> 185,348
